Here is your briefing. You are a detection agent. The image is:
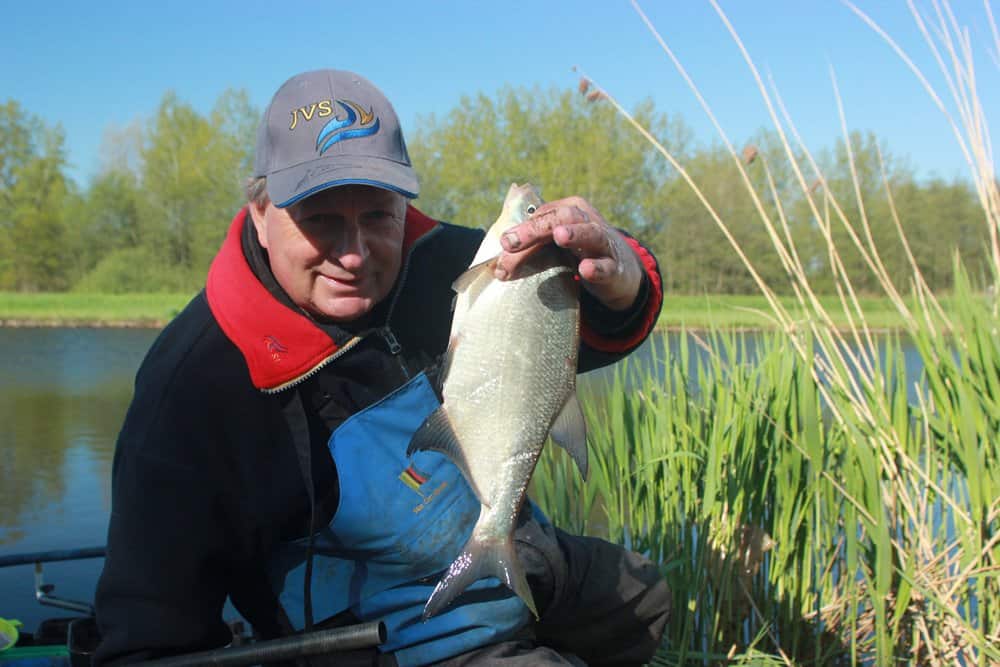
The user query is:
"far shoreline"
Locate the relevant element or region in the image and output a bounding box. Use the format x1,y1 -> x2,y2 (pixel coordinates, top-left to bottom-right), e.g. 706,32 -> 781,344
0,318 -> 169,329
0,318 -> 909,336
0,291 -> 931,332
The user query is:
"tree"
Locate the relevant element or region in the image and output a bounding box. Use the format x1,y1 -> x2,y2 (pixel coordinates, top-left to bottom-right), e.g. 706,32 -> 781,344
408,86 -> 686,243
70,168 -> 144,281
3,86 -> 983,296
70,89 -> 257,292
805,131 -> 914,294
0,100 -> 73,291
77,89 -> 258,292
891,177 -> 989,291
645,130 -> 811,295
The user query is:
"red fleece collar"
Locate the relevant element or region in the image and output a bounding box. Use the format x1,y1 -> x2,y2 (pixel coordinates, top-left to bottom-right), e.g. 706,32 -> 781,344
206,205 -> 438,391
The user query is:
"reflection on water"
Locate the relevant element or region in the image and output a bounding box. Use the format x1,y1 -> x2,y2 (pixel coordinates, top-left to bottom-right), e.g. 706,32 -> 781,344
0,327 -> 158,633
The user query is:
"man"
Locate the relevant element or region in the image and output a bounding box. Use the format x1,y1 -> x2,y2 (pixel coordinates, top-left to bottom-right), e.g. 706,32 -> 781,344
94,69 -> 670,666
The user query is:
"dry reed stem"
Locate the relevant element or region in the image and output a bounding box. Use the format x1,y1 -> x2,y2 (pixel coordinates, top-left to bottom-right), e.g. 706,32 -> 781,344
767,78 -> 904,408
617,0 -> 997,661
706,1 -> 905,438
854,0 -> 1000,272
830,71 -> 916,352
738,576 -> 795,667
874,144 -> 952,331
623,2 -> 796,328
624,1 -> 933,554
626,1 -> 874,444
741,0 -> 988,536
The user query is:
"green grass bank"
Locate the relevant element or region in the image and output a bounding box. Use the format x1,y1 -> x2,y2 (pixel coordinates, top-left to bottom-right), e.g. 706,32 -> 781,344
0,292 -> 195,327
0,291 -> 929,330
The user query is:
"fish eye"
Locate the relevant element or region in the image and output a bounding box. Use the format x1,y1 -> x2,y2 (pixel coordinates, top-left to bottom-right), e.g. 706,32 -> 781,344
526,204 -> 537,215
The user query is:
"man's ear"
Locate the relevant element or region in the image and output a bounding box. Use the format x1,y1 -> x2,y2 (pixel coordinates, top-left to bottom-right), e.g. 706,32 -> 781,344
248,201 -> 269,249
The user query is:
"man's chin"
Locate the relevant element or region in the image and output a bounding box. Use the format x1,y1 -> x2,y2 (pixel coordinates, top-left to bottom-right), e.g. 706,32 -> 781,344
310,294 -> 375,324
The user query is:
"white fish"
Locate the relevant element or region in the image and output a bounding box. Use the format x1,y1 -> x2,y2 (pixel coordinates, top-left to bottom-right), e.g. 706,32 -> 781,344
408,183 -> 589,619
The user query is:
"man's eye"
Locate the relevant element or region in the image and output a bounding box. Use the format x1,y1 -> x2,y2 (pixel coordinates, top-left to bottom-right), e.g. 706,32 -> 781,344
364,211 -> 396,223
299,216 -> 329,227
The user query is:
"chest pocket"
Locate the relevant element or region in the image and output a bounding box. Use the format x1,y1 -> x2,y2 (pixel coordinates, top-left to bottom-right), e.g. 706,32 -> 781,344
268,372 -> 480,629
268,371 -> 532,666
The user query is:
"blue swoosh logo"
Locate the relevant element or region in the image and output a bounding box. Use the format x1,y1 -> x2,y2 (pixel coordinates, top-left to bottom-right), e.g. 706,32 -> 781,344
315,101 -> 379,155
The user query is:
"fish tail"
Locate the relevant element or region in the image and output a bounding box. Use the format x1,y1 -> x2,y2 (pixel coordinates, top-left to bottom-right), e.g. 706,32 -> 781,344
422,533 -> 538,621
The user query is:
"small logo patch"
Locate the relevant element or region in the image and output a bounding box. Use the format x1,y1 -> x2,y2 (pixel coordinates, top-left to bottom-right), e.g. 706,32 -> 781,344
399,465 -> 447,512
398,465 -> 428,494
264,335 -> 288,362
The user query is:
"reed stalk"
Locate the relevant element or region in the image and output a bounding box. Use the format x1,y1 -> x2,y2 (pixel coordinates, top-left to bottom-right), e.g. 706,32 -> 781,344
535,2 -> 999,664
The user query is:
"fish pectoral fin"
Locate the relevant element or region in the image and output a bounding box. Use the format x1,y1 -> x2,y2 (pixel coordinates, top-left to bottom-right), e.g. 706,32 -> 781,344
549,392 -> 589,481
407,406 -> 491,507
451,256 -> 498,293
436,334 -> 460,390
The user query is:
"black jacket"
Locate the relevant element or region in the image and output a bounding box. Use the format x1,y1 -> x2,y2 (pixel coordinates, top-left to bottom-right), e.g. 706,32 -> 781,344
93,206 -> 664,664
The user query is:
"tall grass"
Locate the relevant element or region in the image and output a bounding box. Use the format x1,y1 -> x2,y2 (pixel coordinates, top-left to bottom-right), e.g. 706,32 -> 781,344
535,2 -> 999,664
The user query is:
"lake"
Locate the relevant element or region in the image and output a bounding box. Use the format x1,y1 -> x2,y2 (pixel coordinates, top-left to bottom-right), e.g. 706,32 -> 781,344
0,326 -> 928,637
1,327 -> 158,634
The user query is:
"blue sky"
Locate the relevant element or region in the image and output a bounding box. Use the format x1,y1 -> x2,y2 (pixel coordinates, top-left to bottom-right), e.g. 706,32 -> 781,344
3,1 -> 996,188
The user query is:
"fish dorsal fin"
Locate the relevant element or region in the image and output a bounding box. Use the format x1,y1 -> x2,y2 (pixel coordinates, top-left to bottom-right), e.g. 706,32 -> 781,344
549,391 -> 589,481
407,405 -> 490,507
451,255 -> 498,294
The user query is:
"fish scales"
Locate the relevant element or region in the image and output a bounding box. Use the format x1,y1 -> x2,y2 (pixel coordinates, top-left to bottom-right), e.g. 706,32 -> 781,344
446,264 -> 576,497
407,183 -> 589,620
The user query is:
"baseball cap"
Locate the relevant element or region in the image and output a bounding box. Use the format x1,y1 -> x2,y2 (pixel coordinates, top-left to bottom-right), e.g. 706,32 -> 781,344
254,69 -> 419,208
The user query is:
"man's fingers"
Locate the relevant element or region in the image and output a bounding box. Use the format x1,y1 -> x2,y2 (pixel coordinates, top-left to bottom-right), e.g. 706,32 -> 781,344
495,199 -> 631,287
578,257 -> 618,284
501,205 -> 589,252
553,221 -> 615,259
494,196 -> 643,310
501,209 -> 555,251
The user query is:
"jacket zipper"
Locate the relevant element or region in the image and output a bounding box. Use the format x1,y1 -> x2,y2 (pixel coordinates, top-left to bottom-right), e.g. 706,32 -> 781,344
376,225 -> 441,380
379,325 -> 409,380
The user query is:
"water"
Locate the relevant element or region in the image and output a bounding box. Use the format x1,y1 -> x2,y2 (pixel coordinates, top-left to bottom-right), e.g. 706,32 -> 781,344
0,327 -> 158,635
584,329 -> 930,407
0,327 -> 930,639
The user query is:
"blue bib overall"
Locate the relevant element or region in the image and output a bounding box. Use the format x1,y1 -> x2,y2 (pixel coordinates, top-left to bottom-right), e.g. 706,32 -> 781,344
267,373 -> 530,666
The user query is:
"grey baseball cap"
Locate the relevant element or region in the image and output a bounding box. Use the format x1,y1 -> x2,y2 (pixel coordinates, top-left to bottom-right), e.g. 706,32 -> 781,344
253,69 -> 419,208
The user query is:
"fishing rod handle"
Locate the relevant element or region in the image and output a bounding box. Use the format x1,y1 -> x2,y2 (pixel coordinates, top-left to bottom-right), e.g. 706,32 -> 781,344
140,621 -> 387,667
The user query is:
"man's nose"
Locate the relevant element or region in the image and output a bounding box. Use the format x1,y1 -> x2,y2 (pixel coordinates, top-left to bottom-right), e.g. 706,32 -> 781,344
331,219 -> 370,269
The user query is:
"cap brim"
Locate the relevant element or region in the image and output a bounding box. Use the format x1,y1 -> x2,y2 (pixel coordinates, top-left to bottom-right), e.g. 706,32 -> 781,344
268,156 -> 419,208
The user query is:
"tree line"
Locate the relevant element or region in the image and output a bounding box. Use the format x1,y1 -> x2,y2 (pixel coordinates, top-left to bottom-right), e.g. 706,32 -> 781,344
0,87 -> 989,295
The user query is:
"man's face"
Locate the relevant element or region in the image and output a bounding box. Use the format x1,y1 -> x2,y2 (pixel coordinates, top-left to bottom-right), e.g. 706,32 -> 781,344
250,184 -> 407,322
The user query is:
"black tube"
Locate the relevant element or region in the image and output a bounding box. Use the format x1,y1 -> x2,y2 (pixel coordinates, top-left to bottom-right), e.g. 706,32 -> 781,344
139,621 -> 387,666
0,546 -> 106,568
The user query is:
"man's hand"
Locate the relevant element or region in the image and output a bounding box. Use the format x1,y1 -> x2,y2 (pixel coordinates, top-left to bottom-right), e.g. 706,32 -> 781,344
494,196 -> 644,311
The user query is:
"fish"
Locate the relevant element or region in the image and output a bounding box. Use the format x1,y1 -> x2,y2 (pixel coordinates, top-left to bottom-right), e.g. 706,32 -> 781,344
407,182 -> 589,619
